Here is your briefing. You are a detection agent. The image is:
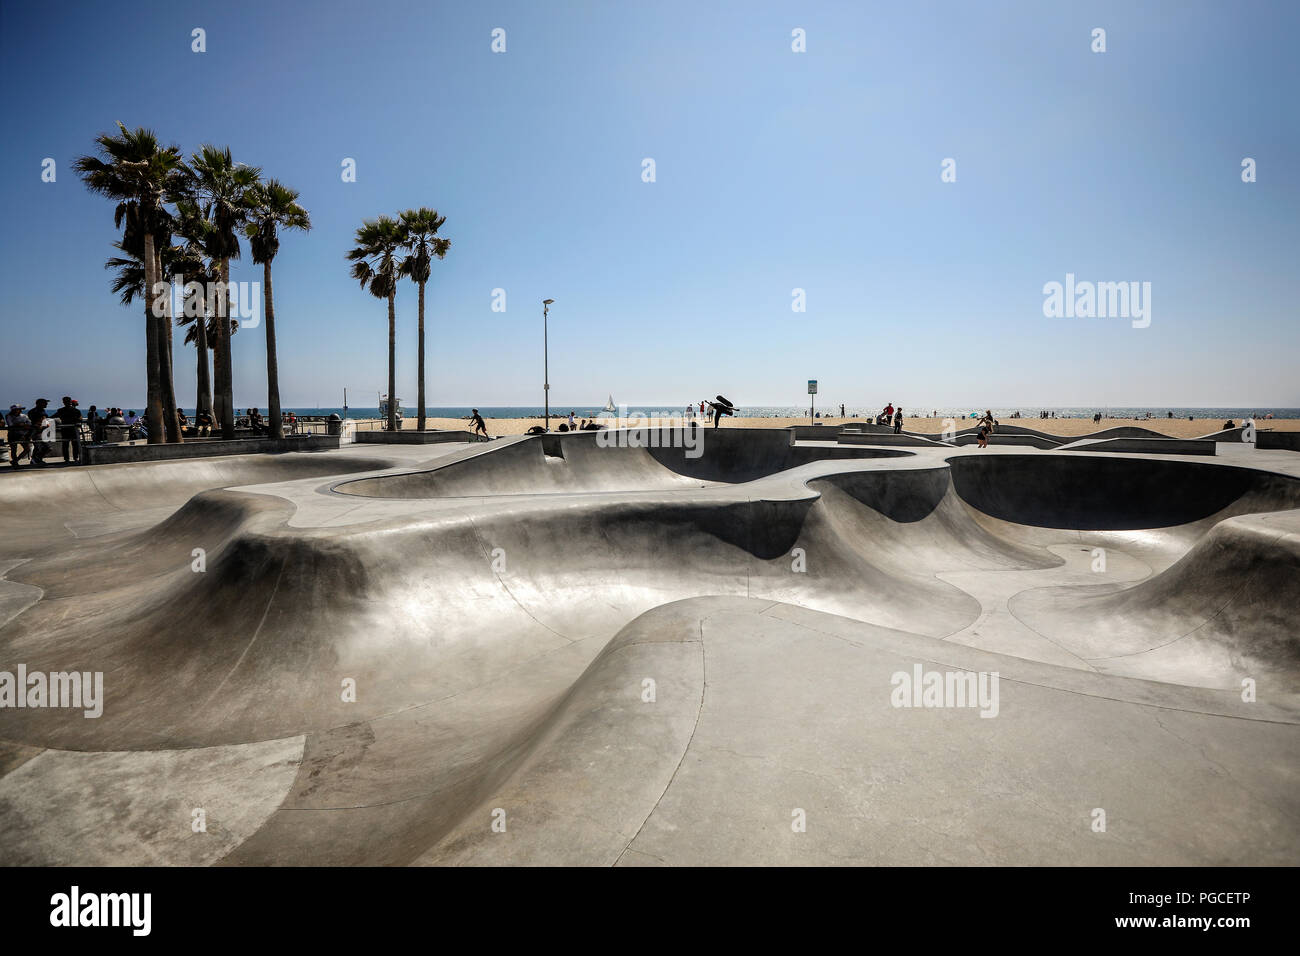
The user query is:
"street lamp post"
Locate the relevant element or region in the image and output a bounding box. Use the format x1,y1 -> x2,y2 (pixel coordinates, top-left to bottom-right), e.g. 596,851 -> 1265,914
543,299 -> 554,431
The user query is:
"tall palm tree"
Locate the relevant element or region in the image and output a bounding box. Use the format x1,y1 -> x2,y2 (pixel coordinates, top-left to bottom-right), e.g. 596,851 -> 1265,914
103,232 -> 186,443
74,123 -> 185,444
187,145 -> 262,439
246,180 -> 311,439
172,201 -> 218,420
397,208 -> 450,432
151,207 -> 184,442
347,216 -> 404,432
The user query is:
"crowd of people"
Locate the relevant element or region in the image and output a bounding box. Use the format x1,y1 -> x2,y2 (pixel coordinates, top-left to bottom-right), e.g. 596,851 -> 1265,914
873,402 -> 905,434
5,397 -> 92,467
5,397 -> 171,467
4,398 -> 299,467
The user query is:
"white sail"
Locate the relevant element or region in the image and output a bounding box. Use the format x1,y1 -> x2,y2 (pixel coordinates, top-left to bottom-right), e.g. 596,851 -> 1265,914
603,394 -> 617,413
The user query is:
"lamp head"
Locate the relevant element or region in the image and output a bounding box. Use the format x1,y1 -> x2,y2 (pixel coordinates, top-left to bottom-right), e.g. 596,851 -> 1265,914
543,298 -> 554,305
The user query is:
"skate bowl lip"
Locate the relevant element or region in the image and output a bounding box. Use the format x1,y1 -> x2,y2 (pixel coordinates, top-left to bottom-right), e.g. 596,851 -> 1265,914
328,427 -> 919,501
323,433 -> 1300,537
944,451 -> 1300,530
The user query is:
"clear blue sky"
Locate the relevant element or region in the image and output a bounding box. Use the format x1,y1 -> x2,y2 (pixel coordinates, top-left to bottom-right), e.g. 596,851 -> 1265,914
1,0 -> 1296,409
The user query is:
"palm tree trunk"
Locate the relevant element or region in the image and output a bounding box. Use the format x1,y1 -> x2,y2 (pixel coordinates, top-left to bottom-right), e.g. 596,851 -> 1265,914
387,290 -> 397,432
195,305 -> 213,419
156,246 -> 181,443
216,259 -> 235,439
264,259 -> 283,439
142,231 -> 165,445
417,279 -> 426,432
212,320 -> 226,429
160,312 -> 180,442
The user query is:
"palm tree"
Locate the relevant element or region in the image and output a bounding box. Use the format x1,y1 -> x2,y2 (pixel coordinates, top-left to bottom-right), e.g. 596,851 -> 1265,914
171,201 -> 218,420
347,216 -> 404,432
74,123 -> 185,444
102,231 -> 186,443
397,208 -> 450,431
151,207 -> 184,442
187,145 -> 261,439
246,180 -> 311,439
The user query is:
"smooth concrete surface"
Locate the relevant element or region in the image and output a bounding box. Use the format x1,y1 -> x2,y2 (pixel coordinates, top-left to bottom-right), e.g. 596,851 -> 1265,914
952,433 -> 1061,448
1058,437 -> 1216,455
82,434 -> 340,464
1,431 -> 1298,866
354,429 -> 478,444
1260,430 -> 1300,451
837,432 -> 955,447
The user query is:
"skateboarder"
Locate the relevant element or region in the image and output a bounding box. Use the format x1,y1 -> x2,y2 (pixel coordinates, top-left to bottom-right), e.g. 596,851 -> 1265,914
469,408 -> 489,440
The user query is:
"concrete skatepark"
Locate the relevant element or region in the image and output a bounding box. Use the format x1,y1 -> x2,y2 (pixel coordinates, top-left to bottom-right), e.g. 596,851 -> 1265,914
1,425 -> 1298,866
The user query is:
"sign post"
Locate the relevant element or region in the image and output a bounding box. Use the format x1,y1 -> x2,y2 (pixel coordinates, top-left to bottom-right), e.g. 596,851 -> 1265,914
807,380 -> 818,424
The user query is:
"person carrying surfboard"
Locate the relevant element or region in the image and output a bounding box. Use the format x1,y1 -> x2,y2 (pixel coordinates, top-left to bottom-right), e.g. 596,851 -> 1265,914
706,395 -> 736,428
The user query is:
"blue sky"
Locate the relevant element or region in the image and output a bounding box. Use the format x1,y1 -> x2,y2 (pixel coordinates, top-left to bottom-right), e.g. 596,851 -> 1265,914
1,0 -> 1296,409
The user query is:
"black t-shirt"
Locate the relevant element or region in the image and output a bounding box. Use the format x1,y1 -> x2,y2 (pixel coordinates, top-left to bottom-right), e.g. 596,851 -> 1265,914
55,406 -> 82,425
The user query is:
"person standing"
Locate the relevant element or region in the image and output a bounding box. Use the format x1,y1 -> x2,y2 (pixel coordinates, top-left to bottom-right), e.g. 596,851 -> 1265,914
6,404 -> 32,466
893,408 -> 904,434
86,404 -> 102,443
28,398 -> 53,465
55,396 -> 83,463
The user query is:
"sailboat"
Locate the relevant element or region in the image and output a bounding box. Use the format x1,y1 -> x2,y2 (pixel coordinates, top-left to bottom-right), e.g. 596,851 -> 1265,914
602,394 -> 617,414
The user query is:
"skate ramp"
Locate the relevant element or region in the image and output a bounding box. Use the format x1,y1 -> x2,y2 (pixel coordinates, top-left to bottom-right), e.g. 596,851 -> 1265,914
948,454 -> 1299,530
2,442 -> 1299,865
335,428 -> 912,498
0,450 -> 402,558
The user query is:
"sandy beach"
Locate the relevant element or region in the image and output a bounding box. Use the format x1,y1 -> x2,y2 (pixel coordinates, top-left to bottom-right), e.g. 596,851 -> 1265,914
395,415 -> 1300,440
8,415 -> 1294,446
